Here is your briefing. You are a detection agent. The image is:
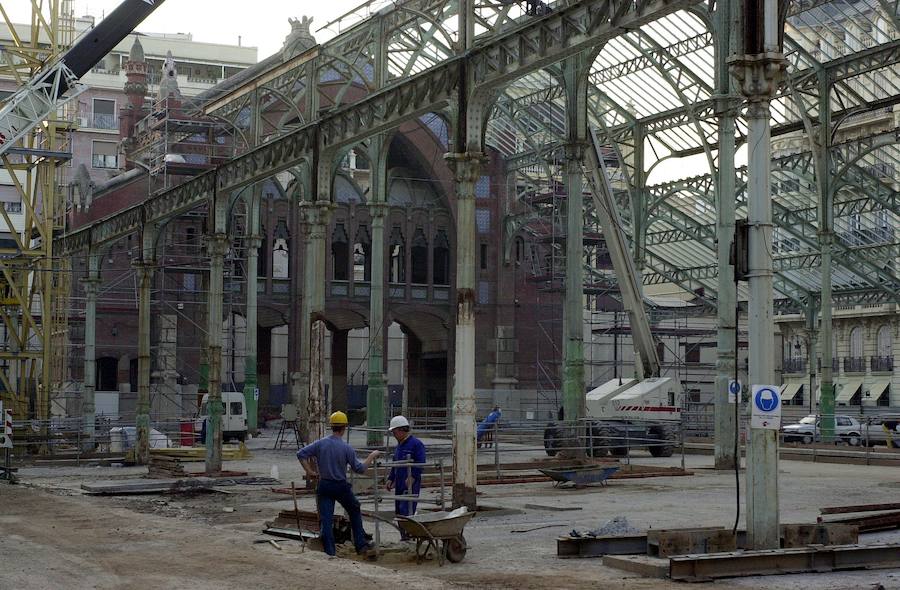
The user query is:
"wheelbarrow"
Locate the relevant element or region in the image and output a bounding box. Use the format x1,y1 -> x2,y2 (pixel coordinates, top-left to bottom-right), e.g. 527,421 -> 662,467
396,507 -> 475,566
539,465 -> 619,488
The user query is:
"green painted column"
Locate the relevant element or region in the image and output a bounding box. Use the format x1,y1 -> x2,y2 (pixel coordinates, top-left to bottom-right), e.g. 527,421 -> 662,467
134,260 -> 154,465
367,202 -> 387,445
446,152 -> 483,510
713,0 -> 739,471
562,144 -> 585,426
205,233 -> 228,474
243,200 -> 261,434
820,236 -> 835,439
82,255 -> 100,448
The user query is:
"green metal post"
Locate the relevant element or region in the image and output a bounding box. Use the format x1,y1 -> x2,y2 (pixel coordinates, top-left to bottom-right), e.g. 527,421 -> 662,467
817,75 -> 836,442
562,144 -> 585,427
243,194 -> 261,433
367,201 -> 387,445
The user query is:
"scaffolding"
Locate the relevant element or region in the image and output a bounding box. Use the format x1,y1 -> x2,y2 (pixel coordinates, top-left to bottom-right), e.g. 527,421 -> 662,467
0,1 -> 76,424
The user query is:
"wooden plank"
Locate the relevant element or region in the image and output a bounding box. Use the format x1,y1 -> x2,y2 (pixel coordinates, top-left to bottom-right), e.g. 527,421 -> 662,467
81,477 -> 217,495
821,502 -> 900,515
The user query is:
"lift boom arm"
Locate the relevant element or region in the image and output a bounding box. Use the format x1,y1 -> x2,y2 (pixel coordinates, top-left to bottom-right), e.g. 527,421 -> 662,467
584,129 -> 661,379
0,0 -> 166,157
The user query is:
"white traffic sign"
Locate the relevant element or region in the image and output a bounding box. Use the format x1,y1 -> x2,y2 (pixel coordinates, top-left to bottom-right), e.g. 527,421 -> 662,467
750,384 -> 781,430
728,379 -> 741,404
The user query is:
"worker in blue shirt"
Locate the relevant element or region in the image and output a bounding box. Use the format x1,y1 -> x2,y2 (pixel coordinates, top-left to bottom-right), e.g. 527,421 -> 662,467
385,415 -> 426,535
477,405 -> 502,448
297,411 -> 380,557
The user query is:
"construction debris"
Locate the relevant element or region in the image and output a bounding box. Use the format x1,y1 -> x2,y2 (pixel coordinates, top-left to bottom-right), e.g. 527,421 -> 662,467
147,454 -> 185,478
588,516 -> 641,537
821,502 -> 900,515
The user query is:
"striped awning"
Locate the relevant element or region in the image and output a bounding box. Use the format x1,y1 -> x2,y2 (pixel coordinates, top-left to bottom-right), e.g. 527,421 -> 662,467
780,383 -> 803,402
836,380 -> 863,403
867,382 -> 890,404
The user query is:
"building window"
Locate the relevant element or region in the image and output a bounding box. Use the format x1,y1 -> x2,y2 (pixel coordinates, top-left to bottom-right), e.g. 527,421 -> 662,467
849,326 -> 863,358
272,221 -> 289,279
476,209 -> 491,234
480,243 -> 488,270
353,225 -> 371,282
91,141 -> 118,169
515,236 -> 524,265
685,343 -> 700,364
2,201 -> 22,214
91,98 -> 117,130
433,229 -> 450,286
389,225 -> 405,283
331,223 -> 349,281
411,228 -> 428,284
877,325 -> 892,357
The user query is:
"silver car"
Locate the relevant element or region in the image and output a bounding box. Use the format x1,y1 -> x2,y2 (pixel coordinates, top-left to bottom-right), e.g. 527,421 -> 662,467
781,414 -> 863,446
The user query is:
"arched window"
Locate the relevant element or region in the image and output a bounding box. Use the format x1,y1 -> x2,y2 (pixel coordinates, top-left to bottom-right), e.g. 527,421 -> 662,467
331,223 -> 349,281
272,220 -> 289,279
411,227 -> 428,284
877,325 -> 892,358
389,225 -> 405,283
849,326 -> 863,359
257,229 -> 267,277
432,229 -> 450,285
353,226 -> 371,282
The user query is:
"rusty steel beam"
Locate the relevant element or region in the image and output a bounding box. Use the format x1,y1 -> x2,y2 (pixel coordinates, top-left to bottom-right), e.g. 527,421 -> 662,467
669,544 -> 900,581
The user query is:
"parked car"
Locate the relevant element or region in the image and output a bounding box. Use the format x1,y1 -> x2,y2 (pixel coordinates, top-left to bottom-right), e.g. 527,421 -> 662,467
781,414 -> 863,446
860,415 -> 900,448
194,391 -> 248,443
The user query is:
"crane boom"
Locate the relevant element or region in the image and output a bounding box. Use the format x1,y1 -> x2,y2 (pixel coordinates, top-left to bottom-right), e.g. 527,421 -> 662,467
584,129 -> 661,379
0,0 -> 166,158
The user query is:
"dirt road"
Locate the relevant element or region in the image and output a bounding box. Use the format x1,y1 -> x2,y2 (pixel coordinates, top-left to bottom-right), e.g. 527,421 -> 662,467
0,484 -> 459,590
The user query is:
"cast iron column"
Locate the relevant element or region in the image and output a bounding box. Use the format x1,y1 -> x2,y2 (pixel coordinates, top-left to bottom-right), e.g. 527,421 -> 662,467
205,233 -> 228,474
134,260 -> 154,465
367,201 -> 388,444
243,229 -> 261,433
562,143 -> 586,428
446,152 -> 484,509
731,50 -> 785,550
81,256 -> 100,447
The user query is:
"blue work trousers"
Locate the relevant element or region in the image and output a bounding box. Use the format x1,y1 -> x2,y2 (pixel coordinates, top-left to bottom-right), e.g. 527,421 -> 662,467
394,480 -> 421,518
316,479 -> 368,556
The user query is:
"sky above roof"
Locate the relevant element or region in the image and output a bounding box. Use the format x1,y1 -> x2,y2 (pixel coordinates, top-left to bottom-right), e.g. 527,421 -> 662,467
4,0 -> 364,60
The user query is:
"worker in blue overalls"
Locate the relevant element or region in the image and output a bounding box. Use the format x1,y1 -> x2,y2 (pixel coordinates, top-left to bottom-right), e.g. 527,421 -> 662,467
477,405 -> 502,448
385,415 -> 426,538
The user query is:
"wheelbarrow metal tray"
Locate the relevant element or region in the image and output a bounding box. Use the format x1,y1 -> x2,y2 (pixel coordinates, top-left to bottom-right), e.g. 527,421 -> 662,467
539,465 -> 619,485
397,509 -> 475,539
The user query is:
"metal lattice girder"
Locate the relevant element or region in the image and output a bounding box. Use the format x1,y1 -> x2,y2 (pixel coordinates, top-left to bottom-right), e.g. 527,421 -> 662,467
0,62 -> 85,158
591,31 -> 713,85
61,0 -> 707,254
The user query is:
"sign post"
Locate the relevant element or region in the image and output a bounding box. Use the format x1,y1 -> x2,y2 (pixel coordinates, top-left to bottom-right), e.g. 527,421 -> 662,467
728,380 -> 741,404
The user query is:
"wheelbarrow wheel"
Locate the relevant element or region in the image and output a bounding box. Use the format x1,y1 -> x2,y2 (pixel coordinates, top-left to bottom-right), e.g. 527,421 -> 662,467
445,535 -> 467,563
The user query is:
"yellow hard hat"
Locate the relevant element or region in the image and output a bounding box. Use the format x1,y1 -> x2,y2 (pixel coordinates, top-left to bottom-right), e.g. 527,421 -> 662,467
330,411 -> 348,426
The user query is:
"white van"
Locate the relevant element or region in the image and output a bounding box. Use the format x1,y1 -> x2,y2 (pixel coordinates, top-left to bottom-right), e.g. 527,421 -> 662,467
195,391 -> 248,442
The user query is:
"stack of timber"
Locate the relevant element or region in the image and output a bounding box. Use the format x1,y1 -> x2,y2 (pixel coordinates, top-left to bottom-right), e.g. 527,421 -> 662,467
147,454 -> 185,478
150,444 -> 251,461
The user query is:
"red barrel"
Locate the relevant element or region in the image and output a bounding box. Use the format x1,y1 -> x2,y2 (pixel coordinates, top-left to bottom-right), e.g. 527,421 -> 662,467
180,420 -> 194,447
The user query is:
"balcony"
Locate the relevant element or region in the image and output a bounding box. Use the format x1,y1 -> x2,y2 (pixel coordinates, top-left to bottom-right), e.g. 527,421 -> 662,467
843,356 -> 866,373
782,358 -> 806,374
817,358 -> 839,372
81,112 -> 118,131
871,356 -> 894,373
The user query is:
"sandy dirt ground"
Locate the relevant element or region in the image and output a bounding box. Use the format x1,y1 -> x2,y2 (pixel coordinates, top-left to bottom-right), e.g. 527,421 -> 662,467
2,429 -> 899,590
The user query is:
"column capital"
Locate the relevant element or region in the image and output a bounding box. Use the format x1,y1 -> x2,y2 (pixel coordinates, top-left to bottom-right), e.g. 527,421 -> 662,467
444,152 -> 487,186
563,141 -> 589,162
247,234 -> 263,250
368,201 -> 389,218
131,259 -> 156,273
727,53 -> 787,104
81,275 -> 102,290
298,200 -> 333,227
206,232 -> 230,257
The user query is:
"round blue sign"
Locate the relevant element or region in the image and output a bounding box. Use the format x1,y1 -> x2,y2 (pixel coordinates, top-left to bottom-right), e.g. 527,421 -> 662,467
754,387 -> 779,412
728,380 -> 741,395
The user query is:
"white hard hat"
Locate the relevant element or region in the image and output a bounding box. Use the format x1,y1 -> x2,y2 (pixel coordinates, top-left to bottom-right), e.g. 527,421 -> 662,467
389,415 -> 410,431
